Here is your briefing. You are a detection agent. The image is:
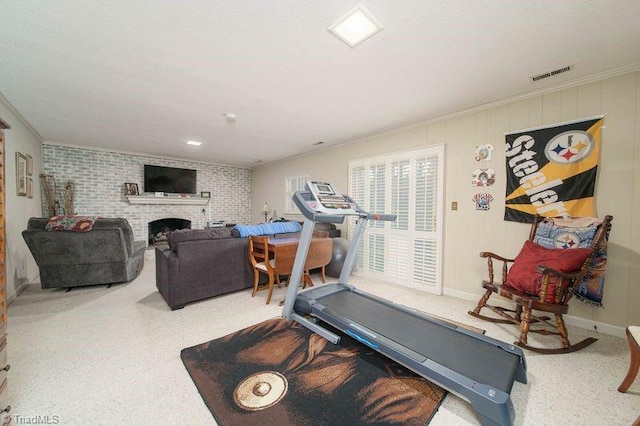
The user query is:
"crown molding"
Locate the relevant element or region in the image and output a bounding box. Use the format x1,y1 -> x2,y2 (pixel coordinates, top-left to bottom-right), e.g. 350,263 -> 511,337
0,91 -> 44,140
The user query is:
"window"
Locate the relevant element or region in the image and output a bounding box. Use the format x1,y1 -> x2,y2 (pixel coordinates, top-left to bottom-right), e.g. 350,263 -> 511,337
284,173 -> 310,214
348,145 -> 444,294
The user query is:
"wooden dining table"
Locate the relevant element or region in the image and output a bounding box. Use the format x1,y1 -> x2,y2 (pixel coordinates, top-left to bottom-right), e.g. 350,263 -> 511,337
267,236 -> 333,288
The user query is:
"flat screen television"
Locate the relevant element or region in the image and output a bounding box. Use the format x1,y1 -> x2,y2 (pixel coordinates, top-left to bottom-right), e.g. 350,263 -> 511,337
144,165 -> 197,194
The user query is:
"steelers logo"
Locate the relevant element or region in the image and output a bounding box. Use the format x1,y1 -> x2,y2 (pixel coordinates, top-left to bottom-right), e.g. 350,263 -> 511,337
553,232 -> 581,249
545,130 -> 594,164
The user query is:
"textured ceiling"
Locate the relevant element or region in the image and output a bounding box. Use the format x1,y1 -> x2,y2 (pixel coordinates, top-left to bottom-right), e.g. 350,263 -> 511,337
1,1 -> 640,168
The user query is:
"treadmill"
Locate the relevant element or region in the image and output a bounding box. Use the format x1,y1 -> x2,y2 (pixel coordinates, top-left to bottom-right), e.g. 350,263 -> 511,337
282,181 -> 527,426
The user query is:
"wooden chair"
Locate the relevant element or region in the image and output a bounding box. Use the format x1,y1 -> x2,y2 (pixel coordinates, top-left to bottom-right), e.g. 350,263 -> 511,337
468,214 -> 613,354
248,236 -> 280,304
618,326 -> 640,393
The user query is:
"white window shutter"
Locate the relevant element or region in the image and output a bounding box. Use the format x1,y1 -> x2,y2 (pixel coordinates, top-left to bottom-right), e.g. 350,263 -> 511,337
285,174 -> 309,214
348,145 -> 444,294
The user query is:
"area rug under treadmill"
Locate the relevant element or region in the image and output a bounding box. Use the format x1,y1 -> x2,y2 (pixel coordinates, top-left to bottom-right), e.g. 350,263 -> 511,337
182,317 -> 451,425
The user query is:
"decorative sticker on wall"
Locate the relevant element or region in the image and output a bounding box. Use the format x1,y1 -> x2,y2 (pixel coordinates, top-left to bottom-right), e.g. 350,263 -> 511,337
472,193 -> 493,210
471,168 -> 496,187
474,144 -> 495,162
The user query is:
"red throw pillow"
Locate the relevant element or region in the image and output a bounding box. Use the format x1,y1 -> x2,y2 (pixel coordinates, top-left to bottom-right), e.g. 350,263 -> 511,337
506,240 -> 592,302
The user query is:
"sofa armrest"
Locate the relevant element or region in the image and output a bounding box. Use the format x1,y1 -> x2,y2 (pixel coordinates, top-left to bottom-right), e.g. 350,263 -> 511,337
155,246 -> 181,309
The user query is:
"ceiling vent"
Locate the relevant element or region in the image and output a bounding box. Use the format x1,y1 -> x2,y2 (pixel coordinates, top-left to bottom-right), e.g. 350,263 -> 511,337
530,65 -> 573,82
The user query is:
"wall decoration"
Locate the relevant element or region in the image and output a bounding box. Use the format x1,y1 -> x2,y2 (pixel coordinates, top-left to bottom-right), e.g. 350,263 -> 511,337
26,154 -> 33,176
504,116 -> 603,223
63,181 -> 75,215
16,152 -> 27,196
471,168 -> 495,187
26,176 -> 33,199
472,193 -> 493,210
201,191 -> 211,198
124,182 -> 139,196
474,144 -> 494,162
40,174 -> 57,216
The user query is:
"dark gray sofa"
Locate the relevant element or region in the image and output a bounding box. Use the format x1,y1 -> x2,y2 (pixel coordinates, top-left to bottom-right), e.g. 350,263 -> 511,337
22,217 -> 146,289
155,228 -> 254,310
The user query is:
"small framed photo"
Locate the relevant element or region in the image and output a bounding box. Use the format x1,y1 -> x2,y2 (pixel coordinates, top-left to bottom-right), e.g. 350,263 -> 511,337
26,154 -> 33,176
124,182 -> 139,196
16,152 -> 27,196
200,191 -> 211,198
26,176 -> 33,198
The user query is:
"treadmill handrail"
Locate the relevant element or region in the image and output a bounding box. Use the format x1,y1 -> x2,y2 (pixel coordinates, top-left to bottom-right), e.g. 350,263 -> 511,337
292,190 -> 397,223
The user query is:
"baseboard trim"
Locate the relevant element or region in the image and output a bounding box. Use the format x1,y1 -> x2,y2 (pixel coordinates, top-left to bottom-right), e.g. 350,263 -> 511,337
8,282 -> 30,306
443,287 -> 625,338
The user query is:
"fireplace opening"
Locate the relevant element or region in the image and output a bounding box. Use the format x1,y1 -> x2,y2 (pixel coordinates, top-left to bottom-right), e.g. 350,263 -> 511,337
148,218 -> 191,246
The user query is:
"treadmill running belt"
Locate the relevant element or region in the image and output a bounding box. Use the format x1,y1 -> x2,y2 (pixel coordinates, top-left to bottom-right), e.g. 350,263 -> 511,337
317,290 -> 520,393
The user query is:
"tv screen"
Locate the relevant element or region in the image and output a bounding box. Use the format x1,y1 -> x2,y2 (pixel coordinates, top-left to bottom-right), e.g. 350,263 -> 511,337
144,165 -> 197,194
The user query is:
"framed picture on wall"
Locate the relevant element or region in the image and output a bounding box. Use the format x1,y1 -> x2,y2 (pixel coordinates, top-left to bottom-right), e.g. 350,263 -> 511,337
16,152 -> 27,196
124,182 -> 139,196
26,154 -> 33,176
200,191 -> 211,198
26,176 -> 33,199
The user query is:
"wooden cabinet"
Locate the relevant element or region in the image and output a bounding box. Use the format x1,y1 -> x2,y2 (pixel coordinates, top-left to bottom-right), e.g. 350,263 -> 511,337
0,118 -> 10,423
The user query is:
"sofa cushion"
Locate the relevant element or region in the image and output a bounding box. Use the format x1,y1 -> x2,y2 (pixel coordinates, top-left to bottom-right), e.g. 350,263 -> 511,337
506,240 -> 592,302
167,228 -> 233,250
232,221 -> 303,238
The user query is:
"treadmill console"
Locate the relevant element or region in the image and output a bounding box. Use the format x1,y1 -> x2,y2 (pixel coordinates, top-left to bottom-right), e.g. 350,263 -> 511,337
305,181 -> 361,216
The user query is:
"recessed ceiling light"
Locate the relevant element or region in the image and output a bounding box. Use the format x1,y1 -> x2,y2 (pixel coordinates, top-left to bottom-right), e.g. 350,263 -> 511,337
187,140 -> 202,146
328,3 -> 384,48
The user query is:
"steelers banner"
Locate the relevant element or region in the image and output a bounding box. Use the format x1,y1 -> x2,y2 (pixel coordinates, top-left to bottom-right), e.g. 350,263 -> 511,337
504,116 -> 603,223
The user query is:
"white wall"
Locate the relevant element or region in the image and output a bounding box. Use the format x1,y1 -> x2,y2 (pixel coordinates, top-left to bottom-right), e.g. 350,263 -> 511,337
252,71 -> 640,329
0,94 -> 43,301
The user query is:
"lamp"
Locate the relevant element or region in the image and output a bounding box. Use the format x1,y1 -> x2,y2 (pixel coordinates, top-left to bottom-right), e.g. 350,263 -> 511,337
262,202 -> 269,223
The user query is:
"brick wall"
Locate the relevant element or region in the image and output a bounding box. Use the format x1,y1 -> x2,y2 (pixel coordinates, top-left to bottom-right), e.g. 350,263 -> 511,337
42,144 -> 251,242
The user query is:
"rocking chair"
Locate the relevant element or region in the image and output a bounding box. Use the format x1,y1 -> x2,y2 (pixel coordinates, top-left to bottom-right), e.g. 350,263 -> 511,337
469,214 -> 613,354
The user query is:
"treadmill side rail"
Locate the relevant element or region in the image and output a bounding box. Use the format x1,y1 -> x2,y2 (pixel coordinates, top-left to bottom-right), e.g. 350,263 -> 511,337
310,302 -> 517,426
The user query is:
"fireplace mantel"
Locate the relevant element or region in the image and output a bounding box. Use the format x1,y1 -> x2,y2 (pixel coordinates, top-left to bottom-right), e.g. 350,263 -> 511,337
126,195 -> 209,205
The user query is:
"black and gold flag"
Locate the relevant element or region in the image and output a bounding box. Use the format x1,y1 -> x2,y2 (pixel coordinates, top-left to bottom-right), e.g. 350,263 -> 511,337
504,116 -> 603,223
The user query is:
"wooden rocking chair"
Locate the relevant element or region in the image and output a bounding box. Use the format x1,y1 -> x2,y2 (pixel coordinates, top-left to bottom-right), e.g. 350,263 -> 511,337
468,214 -> 613,354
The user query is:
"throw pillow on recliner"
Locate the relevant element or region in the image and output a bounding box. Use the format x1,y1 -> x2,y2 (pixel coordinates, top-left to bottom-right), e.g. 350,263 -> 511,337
506,240 -> 592,302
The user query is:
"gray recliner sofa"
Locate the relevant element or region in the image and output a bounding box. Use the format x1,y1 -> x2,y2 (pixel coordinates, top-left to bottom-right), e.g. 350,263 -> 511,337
22,217 -> 146,289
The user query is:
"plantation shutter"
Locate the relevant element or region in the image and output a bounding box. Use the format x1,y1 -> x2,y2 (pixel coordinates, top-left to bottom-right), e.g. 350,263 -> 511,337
284,174 -> 310,214
348,145 -> 444,294
349,165 -> 366,269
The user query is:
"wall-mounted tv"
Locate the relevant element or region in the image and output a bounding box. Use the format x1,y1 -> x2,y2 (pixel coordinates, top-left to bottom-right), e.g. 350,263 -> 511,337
144,165 -> 197,194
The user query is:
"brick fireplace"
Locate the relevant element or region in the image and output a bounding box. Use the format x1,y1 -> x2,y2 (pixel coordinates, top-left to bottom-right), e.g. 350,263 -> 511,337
148,218 -> 191,246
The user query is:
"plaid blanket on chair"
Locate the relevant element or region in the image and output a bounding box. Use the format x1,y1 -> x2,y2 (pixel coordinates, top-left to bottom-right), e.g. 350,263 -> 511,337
533,216 -> 609,307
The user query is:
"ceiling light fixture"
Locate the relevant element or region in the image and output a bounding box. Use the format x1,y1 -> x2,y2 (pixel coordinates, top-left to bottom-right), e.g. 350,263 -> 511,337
187,140 -> 202,146
328,3 -> 384,48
